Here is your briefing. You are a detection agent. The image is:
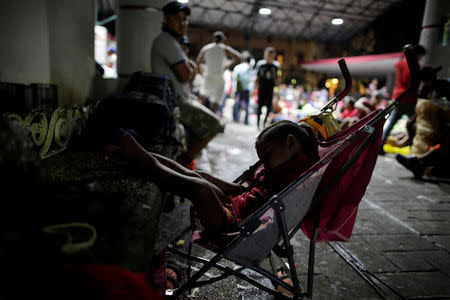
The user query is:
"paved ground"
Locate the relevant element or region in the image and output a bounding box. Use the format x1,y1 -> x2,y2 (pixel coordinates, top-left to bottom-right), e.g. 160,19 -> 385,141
154,99 -> 450,300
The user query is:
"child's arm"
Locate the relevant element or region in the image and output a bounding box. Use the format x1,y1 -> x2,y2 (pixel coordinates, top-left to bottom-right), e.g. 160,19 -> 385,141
195,170 -> 246,195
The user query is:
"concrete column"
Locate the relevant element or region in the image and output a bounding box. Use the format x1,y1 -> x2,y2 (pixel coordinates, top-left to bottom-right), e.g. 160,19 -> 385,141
116,0 -> 166,77
0,0 -> 51,84
47,0 -> 96,106
0,0 -> 96,106
91,0 -> 166,102
419,0 -> 450,76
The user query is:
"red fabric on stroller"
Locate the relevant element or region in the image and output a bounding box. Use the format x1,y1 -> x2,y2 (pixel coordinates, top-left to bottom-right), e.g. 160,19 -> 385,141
301,109 -> 385,242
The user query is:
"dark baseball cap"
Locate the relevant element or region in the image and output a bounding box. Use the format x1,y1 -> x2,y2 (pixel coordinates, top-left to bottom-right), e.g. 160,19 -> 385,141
213,31 -> 227,41
162,1 -> 191,16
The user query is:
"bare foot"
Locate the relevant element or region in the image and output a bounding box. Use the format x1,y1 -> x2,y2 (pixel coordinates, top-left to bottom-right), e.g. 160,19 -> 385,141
276,269 -> 294,296
118,130 -> 159,172
118,130 -> 149,161
103,144 -> 120,162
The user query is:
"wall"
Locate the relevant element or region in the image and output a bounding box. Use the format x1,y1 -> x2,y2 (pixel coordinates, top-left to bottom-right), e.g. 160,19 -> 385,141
0,0 -> 96,107
47,0 -> 96,106
0,1 -> 51,84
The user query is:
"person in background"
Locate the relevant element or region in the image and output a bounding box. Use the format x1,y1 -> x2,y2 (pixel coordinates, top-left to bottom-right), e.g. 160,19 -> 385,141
196,31 -> 241,114
354,93 -> 387,118
380,44 -> 426,155
367,77 -> 379,96
338,96 -> 360,129
419,65 -> 449,100
232,50 -> 254,124
254,47 -> 281,129
107,46 -> 117,72
151,1 -> 224,170
394,65 -> 450,178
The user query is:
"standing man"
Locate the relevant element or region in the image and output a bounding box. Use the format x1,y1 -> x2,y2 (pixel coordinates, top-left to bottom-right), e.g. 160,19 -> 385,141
380,44 -> 426,155
151,1 -> 224,170
196,31 -> 241,114
254,47 -> 281,129
232,51 -> 254,125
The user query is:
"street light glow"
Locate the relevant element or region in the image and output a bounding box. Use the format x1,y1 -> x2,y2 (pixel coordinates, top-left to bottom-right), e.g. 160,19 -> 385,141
259,8 -> 271,15
332,18 -> 344,25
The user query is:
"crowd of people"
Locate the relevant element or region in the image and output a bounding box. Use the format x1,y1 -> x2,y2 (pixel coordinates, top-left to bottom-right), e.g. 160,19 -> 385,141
151,1 -> 449,181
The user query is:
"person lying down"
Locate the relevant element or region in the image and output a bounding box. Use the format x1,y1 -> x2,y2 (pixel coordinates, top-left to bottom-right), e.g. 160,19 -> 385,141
112,120 -> 319,233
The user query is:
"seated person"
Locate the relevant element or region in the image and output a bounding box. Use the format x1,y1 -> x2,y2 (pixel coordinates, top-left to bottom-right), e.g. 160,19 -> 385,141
337,96 -> 359,129
395,69 -> 450,179
354,93 -> 386,118
114,120 -> 319,233
403,65 -> 449,148
395,123 -> 449,179
151,1 -> 224,170
266,94 -> 285,125
419,65 -> 450,100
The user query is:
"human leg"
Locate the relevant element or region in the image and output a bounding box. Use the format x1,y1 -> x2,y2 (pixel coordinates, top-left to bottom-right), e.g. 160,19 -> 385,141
405,104 -> 417,146
232,92 -> 241,122
242,90 -> 250,125
381,106 -> 403,153
179,98 -> 224,163
119,131 -> 228,231
262,92 -> 274,128
204,75 -> 225,114
256,102 -> 263,129
185,133 -> 217,161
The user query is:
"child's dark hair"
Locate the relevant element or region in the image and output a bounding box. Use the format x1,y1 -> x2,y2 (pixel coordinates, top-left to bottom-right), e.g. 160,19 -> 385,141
255,120 -> 319,160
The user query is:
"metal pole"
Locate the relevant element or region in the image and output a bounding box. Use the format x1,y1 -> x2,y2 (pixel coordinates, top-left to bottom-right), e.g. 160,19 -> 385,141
419,0 -> 447,67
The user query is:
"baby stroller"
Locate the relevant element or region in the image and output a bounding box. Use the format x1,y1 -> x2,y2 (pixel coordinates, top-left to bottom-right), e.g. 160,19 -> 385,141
163,45 -> 420,299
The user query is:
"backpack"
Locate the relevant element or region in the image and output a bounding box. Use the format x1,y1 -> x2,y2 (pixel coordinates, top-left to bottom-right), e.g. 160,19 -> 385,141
86,91 -> 176,148
122,71 -> 176,113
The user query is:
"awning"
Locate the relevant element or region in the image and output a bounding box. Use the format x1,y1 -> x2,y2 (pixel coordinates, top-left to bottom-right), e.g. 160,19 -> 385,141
301,52 -> 403,78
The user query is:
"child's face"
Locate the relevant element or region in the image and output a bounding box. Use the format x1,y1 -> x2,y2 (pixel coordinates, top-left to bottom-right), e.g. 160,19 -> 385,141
257,135 -> 300,172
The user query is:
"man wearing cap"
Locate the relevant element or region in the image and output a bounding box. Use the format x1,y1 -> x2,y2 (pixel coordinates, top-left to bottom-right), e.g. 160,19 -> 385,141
196,31 -> 241,113
254,46 -> 281,130
151,1 -> 224,170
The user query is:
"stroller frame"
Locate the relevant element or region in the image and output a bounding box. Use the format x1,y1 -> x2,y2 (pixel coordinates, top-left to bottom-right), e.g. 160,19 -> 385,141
164,45 -> 420,299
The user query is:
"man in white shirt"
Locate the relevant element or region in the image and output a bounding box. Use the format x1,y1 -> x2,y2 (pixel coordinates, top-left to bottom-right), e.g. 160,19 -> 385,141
196,31 -> 241,113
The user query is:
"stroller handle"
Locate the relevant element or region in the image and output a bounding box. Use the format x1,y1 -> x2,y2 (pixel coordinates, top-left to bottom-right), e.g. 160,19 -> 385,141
321,58 -> 352,112
381,44 -> 422,117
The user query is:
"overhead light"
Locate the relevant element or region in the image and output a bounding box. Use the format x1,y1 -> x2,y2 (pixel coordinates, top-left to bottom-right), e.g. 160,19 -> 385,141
178,0 -> 189,3
331,18 -> 344,25
259,8 -> 271,15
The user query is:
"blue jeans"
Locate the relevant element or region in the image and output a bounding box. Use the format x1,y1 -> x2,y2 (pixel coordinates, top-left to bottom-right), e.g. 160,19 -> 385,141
381,101 -> 416,148
233,90 -> 250,124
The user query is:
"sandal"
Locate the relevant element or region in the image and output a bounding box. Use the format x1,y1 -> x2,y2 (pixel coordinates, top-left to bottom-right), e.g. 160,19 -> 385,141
165,264 -> 182,290
274,266 -> 294,296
